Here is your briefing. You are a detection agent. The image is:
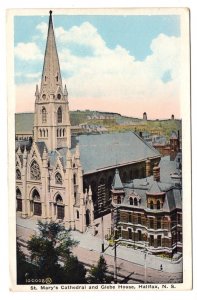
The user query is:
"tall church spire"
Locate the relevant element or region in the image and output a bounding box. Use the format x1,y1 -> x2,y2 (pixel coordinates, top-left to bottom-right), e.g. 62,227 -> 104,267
40,10 -> 62,95
33,11 -> 71,151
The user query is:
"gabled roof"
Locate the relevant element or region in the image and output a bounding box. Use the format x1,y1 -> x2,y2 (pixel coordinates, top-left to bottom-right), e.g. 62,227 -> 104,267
147,181 -> 162,194
35,141 -> 47,157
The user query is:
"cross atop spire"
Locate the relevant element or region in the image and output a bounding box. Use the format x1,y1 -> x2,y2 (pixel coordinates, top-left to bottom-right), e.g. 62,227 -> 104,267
40,11 -> 62,95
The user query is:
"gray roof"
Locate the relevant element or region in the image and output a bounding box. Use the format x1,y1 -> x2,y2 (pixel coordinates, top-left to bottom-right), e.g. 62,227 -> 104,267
112,169 -> 124,190
118,155 -> 182,212
72,132 -> 160,174
35,142 -> 47,157
15,113 -> 34,133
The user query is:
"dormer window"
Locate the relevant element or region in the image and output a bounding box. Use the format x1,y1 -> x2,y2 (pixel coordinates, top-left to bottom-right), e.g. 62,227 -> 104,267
150,200 -> 154,209
134,197 -> 138,206
129,197 -> 133,205
117,196 -> 121,204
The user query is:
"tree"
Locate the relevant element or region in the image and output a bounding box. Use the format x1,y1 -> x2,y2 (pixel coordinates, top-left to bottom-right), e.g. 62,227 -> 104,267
17,242 -> 38,284
88,255 -> 112,283
26,221 -> 81,284
63,255 -> 87,284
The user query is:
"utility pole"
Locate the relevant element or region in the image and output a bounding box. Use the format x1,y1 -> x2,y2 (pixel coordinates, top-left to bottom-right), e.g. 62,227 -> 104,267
101,215 -> 104,253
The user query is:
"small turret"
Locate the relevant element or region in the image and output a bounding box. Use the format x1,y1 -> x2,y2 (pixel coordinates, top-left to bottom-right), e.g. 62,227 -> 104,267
35,84 -> 39,100
111,169 -> 125,205
17,145 -> 22,155
64,84 -> 68,98
23,146 -> 27,159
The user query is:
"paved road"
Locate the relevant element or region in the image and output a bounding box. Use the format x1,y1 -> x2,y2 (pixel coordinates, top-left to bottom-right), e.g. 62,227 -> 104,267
16,216 -> 183,283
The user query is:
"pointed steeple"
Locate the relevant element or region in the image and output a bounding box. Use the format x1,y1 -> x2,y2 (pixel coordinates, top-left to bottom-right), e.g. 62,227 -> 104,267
112,169 -> 124,190
40,10 -> 62,95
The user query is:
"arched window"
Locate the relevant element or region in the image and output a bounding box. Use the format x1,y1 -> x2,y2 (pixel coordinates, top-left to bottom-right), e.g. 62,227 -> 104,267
55,172 -> 62,184
46,129 -> 48,137
57,107 -> 62,123
40,129 -> 42,137
73,174 -> 76,185
150,200 -> 154,209
129,197 -> 133,205
57,129 -> 59,137
43,129 -> 45,137
134,197 -> 138,206
16,169 -> 21,180
30,160 -> 41,180
77,210 -> 79,219
56,194 -> 64,219
42,107 -> 47,123
56,194 -> 63,203
32,189 -> 40,201
59,129 -> 62,137
63,128 -> 65,137
157,200 -> 160,210
117,196 -> 121,204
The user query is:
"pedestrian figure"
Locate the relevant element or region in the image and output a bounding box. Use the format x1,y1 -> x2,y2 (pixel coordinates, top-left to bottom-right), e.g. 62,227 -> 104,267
160,264 -> 163,271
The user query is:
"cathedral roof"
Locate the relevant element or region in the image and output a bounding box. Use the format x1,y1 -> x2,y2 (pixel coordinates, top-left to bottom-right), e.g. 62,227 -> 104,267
72,131 -> 160,174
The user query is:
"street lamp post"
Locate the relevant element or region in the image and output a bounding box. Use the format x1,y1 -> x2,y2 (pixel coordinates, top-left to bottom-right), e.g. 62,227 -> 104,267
143,233 -> 148,283
144,243 -> 148,283
111,205 -> 119,283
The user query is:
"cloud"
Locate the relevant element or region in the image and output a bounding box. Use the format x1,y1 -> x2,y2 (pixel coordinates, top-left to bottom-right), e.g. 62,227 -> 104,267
14,42 -> 42,61
25,72 -> 41,79
35,22 -> 48,38
15,21 -> 181,119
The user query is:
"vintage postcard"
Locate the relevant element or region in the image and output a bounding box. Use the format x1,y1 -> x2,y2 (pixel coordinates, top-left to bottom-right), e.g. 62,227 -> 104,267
7,8 -> 191,291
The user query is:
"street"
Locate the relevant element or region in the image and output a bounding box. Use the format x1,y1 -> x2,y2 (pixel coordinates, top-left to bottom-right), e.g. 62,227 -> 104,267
16,215 -> 183,284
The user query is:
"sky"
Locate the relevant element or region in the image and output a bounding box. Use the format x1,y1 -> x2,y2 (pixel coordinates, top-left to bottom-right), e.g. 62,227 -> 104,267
14,13 -> 181,119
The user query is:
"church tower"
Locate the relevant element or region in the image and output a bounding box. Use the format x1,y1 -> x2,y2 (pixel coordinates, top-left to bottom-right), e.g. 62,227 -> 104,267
33,11 -> 71,151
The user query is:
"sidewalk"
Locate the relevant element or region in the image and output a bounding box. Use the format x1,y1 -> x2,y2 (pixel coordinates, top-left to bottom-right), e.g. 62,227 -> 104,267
71,230 -> 182,274
16,215 -> 182,274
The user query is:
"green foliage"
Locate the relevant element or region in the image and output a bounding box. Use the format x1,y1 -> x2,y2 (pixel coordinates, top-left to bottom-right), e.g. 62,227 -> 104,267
88,255 -> 112,284
63,255 -> 87,284
17,242 -> 38,284
18,221 -> 86,284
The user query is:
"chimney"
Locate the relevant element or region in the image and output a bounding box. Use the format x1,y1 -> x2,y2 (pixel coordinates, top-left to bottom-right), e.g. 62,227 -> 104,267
145,158 -> 151,177
153,163 -> 160,182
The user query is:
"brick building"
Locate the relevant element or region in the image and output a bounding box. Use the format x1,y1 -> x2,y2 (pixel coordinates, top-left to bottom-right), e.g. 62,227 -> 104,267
111,156 -> 182,257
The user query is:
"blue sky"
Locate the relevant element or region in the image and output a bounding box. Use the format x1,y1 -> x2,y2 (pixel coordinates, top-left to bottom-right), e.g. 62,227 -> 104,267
15,14 -> 180,60
14,13 -> 182,118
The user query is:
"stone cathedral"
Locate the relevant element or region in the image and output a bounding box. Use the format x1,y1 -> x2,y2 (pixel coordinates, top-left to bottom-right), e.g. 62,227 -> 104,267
16,11 -> 161,233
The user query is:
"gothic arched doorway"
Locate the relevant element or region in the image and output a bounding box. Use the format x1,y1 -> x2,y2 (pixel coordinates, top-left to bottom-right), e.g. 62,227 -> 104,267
86,209 -> 90,226
55,194 -> 64,220
32,189 -> 42,216
16,188 -> 22,212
